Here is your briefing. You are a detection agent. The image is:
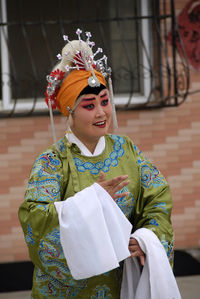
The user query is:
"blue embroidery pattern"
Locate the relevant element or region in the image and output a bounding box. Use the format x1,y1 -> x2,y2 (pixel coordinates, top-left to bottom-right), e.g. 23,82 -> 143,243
37,229 -> 87,297
91,285 -> 112,299
141,164 -> 166,188
33,151 -> 61,174
153,202 -> 168,214
36,267 -> 69,298
161,234 -> 174,265
57,138 -> 65,153
149,218 -> 159,226
133,144 -> 166,188
74,135 -> 125,174
116,186 -> 135,218
27,178 -> 61,202
25,223 -> 34,245
25,150 -> 62,202
36,204 -> 47,211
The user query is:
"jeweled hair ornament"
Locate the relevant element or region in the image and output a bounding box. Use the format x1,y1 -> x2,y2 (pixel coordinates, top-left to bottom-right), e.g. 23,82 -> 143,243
45,29 -> 118,147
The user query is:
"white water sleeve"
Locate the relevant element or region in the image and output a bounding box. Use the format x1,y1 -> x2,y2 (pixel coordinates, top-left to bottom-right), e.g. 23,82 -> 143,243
54,183 -> 132,280
121,228 -> 182,299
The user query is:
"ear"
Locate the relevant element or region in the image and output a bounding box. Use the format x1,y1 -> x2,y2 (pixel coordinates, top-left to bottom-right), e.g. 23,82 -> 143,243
68,114 -> 74,127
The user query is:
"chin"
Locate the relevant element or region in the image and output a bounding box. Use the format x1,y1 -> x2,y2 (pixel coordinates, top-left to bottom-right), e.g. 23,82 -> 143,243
92,131 -> 106,140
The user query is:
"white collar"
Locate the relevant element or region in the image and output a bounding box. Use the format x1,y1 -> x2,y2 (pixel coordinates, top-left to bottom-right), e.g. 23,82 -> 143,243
65,131 -> 105,157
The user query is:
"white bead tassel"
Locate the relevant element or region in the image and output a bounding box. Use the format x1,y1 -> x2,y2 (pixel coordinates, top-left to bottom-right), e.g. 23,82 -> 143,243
108,76 -> 118,129
48,99 -> 59,151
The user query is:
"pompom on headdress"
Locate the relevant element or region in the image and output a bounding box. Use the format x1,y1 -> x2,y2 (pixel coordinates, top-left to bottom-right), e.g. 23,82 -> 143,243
45,29 -> 118,148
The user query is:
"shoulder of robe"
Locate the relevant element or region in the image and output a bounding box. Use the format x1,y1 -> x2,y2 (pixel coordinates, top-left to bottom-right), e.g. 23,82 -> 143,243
35,136 -> 69,161
106,133 -> 137,153
31,137 -> 69,175
106,133 -> 133,144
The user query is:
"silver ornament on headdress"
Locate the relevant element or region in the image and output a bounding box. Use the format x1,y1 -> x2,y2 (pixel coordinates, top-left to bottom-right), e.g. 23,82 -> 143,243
46,29 -> 118,150
56,29 -> 112,88
58,29 -> 118,128
46,74 -> 63,96
88,76 -> 100,87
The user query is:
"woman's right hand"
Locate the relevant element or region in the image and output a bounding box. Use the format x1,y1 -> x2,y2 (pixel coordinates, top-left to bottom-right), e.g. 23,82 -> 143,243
97,171 -> 130,201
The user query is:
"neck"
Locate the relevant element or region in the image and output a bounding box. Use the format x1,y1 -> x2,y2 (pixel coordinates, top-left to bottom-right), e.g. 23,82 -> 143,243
70,129 -> 100,154
81,140 -> 98,154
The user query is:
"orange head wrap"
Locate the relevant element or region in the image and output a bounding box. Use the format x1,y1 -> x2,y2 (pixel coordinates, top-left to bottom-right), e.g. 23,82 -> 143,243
56,69 -> 107,116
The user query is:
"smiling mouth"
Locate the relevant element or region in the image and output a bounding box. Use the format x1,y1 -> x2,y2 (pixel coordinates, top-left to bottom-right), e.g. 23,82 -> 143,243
93,120 -> 106,127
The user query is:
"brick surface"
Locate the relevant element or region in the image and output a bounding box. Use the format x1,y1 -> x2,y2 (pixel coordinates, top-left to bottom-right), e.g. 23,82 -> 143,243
1,89 -> 200,262
0,0 -> 200,262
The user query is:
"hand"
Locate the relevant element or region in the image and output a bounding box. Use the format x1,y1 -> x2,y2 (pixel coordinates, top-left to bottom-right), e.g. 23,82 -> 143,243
97,171 -> 130,201
129,237 -> 145,266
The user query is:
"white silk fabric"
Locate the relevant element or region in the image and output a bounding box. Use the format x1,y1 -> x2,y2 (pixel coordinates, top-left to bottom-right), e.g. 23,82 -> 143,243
54,183 -> 132,279
121,228 -> 182,299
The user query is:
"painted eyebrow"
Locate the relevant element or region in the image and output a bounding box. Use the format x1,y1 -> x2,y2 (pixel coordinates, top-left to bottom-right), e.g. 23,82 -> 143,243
81,97 -> 96,102
81,91 -> 108,102
100,92 -> 108,98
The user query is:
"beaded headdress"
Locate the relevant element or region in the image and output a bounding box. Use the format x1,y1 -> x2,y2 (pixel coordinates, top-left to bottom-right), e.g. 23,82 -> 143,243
45,29 -> 118,148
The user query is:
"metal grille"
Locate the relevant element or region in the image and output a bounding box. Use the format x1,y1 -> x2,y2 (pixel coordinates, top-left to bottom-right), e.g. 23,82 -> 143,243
0,0 -> 190,117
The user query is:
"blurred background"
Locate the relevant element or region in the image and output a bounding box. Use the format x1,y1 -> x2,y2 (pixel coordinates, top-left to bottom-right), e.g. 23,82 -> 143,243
0,0 -> 200,298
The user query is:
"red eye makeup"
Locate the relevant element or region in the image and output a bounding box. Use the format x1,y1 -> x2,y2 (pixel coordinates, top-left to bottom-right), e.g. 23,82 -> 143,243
81,103 -> 95,110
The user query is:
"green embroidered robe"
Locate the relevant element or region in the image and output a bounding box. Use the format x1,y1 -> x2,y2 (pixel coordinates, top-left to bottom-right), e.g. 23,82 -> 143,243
18,134 -> 174,298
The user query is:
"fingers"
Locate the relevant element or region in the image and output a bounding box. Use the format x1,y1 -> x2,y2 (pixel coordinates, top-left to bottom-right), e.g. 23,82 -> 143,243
139,255 -> 145,266
130,250 -> 145,266
109,175 -> 129,188
113,178 -> 130,192
129,238 -> 138,246
97,171 -> 105,183
98,172 -> 128,186
105,175 -> 130,196
129,238 -> 145,266
97,173 -> 130,200
97,173 -> 129,189
113,191 -> 130,201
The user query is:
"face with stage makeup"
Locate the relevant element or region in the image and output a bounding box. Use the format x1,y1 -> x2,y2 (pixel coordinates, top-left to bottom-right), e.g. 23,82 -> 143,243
70,88 -> 112,153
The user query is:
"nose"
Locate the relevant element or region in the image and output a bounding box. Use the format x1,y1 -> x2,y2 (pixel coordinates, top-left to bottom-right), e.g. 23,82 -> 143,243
95,104 -> 106,117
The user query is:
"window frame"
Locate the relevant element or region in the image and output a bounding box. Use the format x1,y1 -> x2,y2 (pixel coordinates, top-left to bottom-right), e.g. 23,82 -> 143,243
0,0 -> 151,113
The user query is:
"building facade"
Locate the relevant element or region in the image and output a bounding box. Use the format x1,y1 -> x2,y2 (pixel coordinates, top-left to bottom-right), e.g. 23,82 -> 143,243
0,0 -> 199,271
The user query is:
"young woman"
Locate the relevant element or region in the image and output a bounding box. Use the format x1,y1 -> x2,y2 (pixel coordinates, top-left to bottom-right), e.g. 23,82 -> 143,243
18,30 -> 179,298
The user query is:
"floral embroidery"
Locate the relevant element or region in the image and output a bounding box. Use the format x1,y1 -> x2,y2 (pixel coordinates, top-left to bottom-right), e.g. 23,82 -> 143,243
36,267 -> 66,297
36,204 -> 47,211
27,178 -> 61,202
25,223 -> 34,245
33,151 -> 61,174
149,218 -> 159,226
161,234 -> 174,265
74,135 -> 125,174
37,229 -> 87,297
25,150 -> 62,203
141,163 -> 166,188
116,186 -> 135,218
91,285 -> 112,299
153,202 -> 168,214
57,138 -> 66,153
133,144 -> 167,188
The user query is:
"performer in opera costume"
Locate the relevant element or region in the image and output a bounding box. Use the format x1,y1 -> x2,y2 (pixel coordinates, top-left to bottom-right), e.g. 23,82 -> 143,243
18,29 -> 181,299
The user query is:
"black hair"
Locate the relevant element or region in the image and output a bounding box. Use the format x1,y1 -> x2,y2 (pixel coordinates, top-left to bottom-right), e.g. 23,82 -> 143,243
78,84 -> 106,97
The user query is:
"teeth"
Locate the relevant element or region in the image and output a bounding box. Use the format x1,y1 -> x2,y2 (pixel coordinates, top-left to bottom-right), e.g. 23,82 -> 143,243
95,121 -> 105,126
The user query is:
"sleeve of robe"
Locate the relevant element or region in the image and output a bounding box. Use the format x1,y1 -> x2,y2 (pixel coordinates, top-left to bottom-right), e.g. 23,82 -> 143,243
130,142 -> 174,267
18,147 -> 71,279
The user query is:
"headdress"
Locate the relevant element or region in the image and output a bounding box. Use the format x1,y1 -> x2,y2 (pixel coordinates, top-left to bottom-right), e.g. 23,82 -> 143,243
45,29 -> 118,148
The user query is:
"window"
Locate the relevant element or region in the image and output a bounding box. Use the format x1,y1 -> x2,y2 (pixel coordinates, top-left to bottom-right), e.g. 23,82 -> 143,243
0,0 -> 151,114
